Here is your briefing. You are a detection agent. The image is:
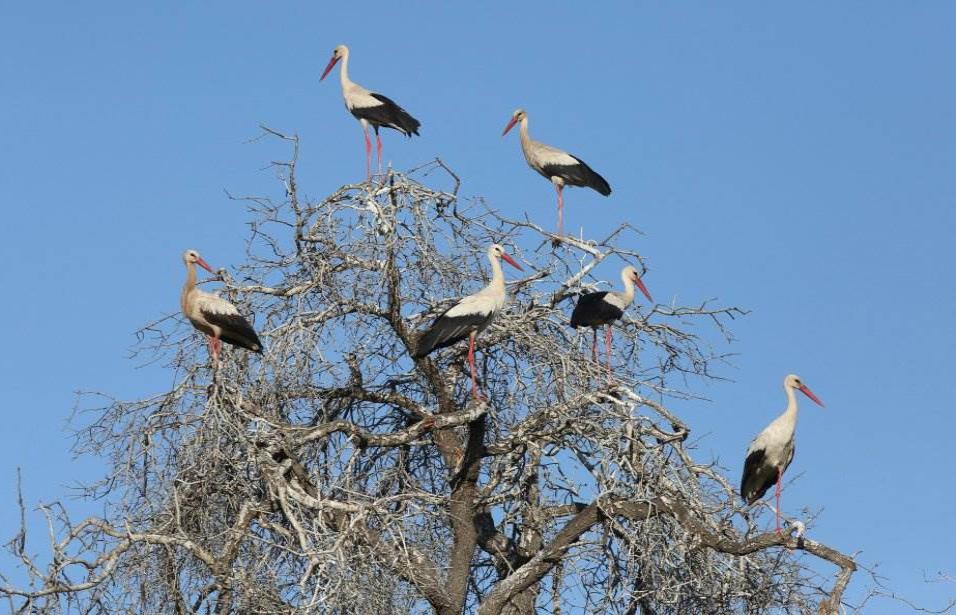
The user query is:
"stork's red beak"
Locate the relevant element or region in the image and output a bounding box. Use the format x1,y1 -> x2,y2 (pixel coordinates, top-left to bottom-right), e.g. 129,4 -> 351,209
196,257 -> 215,273
501,116 -> 518,136
320,56 -> 340,81
798,384 -> 825,407
500,252 -> 523,271
633,274 -> 653,303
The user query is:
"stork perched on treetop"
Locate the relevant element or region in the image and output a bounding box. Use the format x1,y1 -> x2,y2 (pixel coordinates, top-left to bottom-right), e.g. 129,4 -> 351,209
502,108 -> 611,240
412,244 -> 523,400
570,266 -> 653,378
320,44 -> 421,180
181,250 -> 262,364
740,374 -> 825,534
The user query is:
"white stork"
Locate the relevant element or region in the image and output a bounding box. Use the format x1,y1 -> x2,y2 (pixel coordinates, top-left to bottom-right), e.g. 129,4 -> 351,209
740,374 -> 825,533
569,266 -> 653,377
320,44 -> 421,179
181,249 -> 262,363
502,108 -> 611,239
412,244 -> 523,400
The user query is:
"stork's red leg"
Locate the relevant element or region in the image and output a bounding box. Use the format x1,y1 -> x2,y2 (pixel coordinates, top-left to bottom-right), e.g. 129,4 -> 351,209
375,131 -> 383,174
555,184 -> 565,238
363,125 -> 372,180
209,336 -> 221,364
605,325 -> 613,381
468,331 -> 480,400
775,469 -> 782,534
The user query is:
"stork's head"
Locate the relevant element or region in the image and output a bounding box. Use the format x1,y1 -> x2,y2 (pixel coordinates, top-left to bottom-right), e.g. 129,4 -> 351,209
321,44 -> 349,80
182,249 -> 214,273
622,266 -> 653,303
501,109 -> 527,136
489,244 -> 523,271
784,374 -> 824,407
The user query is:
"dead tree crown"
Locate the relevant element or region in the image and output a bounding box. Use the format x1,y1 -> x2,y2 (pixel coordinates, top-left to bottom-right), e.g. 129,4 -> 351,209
1,129 -> 857,614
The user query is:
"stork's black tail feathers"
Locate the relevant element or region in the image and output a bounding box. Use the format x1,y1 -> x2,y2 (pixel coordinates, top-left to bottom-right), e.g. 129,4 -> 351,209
222,331 -> 263,353
571,155 -> 611,196
412,326 -> 444,358
370,93 -> 421,137
204,312 -> 263,353
395,108 -> 421,137
412,317 -> 469,358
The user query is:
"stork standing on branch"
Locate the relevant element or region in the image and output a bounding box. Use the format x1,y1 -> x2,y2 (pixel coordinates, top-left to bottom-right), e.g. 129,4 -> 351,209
740,374 -> 825,533
502,108 -> 611,240
321,44 -> 421,180
570,266 -> 653,378
181,250 -> 262,364
412,244 -> 523,400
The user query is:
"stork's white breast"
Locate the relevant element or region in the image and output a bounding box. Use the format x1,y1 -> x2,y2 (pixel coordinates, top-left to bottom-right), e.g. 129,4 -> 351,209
444,291 -> 501,318
343,82 -> 383,111
747,419 -> 796,468
194,291 -> 240,316
603,291 -> 630,310
523,138 -> 577,170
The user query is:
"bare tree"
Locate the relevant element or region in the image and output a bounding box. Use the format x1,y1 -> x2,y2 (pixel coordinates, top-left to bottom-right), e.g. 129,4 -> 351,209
1,127 -> 859,614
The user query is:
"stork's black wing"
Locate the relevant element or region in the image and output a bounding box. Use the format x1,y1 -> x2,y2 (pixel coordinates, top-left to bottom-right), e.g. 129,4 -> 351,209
740,447 -> 779,504
570,291 -> 624,328
541,155 -> 611,196
201,309 -> 263,353
349,93 -> 421,136
412,309 -> 493,358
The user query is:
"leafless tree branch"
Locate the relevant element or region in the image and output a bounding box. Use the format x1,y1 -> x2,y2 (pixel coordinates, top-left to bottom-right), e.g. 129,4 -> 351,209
0,126 -> 879,614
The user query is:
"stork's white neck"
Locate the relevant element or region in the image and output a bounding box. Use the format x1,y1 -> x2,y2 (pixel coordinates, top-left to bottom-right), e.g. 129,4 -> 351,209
184,262 -> 197,292
181,262 -> 197,314
518,116 -> 543,167
776,383 -> 800,437
338,50 -> 352,89
518,116 -> 532,147
785,383 -> 799,415
488,251 -> 505,295
618,269 -> 637,307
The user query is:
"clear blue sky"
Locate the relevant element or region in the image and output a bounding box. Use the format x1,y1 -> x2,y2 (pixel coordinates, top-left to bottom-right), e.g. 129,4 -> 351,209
1,2 -> 954,611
